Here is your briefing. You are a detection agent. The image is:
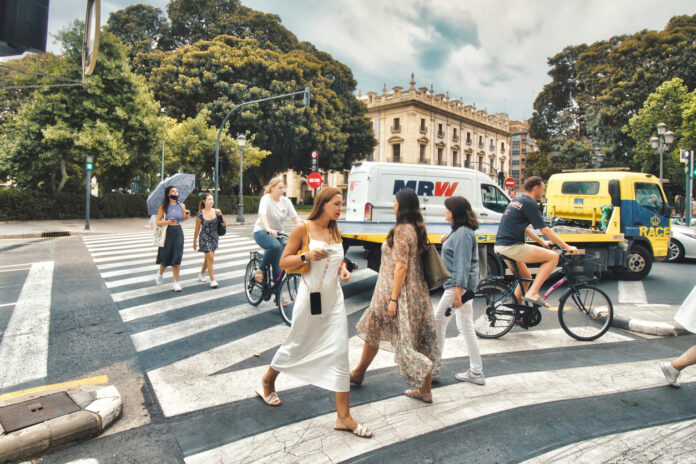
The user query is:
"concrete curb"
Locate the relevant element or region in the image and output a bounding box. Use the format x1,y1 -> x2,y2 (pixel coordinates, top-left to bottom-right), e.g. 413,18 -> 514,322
0,385 -> 121,463
591,307 -> 687,337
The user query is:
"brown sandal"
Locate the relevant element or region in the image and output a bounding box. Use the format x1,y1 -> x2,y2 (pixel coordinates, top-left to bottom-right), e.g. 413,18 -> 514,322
403,389 -> 432,403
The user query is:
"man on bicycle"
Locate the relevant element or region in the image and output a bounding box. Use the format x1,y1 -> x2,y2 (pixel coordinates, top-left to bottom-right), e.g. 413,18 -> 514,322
494,176 -> 578,307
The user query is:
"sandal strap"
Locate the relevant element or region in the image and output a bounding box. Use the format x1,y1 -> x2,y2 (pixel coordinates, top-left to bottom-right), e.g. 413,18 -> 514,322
353,423 -> 368,437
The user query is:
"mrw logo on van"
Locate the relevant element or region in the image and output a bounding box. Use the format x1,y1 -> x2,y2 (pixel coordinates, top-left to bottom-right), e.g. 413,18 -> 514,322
393,180 -> 458,196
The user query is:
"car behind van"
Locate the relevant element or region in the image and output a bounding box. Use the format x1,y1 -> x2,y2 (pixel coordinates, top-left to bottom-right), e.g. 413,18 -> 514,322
345,162 -> 510,223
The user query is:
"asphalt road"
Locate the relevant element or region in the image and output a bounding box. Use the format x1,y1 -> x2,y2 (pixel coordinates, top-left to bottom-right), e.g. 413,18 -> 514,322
1,228 -> 695,463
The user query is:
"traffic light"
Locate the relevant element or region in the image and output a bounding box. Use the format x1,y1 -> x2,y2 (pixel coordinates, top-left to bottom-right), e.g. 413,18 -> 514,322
311,151 -> 318,172
497,171 -> 504,187
304,86 -> 311,106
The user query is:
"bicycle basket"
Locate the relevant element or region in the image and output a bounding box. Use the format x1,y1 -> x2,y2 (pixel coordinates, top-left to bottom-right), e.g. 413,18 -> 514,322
564,254 -> 601,282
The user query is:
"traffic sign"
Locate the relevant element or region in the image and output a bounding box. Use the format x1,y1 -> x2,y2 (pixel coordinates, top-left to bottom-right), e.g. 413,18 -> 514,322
504,177 -> 516,188
307,172 -> 323,189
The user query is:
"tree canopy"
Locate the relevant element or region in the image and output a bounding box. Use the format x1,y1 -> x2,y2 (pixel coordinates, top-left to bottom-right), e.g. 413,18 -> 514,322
0,24 -> 161,193
530,14 -> 696,179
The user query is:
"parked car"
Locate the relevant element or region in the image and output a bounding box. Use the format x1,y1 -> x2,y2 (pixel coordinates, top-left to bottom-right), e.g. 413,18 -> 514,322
668,225 -> 696,262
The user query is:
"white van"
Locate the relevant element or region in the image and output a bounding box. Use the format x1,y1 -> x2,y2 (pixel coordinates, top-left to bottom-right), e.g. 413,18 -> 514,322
345,161 -> 511,223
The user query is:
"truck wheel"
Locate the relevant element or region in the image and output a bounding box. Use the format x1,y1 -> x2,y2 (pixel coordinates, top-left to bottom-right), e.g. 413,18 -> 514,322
620,244 -> 652,280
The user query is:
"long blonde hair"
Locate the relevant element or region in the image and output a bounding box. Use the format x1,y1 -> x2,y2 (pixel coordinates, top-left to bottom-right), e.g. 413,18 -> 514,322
264,178 -> 283,195
307,187 -> 342,243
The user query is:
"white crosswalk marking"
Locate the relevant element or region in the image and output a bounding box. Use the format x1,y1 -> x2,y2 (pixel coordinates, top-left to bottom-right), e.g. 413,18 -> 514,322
82,232 -> 688,463
618,280 -> 648,304
0,261 -> 54,389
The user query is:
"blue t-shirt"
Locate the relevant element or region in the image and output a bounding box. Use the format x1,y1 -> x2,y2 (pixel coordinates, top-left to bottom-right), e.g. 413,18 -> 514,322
495,195 -> 546,246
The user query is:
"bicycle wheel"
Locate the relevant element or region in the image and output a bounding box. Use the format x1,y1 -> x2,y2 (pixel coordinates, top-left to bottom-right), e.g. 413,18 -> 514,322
473,280 -> 518,338
244,259 -> 264,306
277,274 -> 300,326
558,284 -> 613,341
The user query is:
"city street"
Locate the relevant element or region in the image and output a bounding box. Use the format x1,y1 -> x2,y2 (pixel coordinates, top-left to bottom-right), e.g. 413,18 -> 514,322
1,228 -> 696,463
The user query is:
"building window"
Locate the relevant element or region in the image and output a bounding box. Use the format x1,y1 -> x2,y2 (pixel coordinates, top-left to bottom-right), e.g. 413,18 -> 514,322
437,148 -> 444,165
465,154 -> 471,168
453,128 -> 458,141
438,123 -> 444,138
489,140 -> 495,151
501,142 -> 505,152
478,156 -> 483,170
392,144 -> 401,163
478,136 -> 483,148
420,118 -> 426,132
453,150 -> 459,166
392,117 -> 400,132
466,132 -> 472,145
419,145 -> 428,164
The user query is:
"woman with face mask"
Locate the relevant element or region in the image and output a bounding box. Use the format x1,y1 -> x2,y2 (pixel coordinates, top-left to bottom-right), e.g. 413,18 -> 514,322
155,185 -> 191,291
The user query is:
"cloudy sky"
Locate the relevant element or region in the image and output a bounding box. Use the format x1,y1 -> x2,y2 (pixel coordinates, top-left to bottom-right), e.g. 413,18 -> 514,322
45,0 -> 695,121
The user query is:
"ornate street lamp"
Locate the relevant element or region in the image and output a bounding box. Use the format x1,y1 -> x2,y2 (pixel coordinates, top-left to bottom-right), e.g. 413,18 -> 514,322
650,122 -> 674,187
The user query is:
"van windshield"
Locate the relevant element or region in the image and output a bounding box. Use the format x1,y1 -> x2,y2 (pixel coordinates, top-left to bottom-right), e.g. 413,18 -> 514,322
481,184 -> 509,213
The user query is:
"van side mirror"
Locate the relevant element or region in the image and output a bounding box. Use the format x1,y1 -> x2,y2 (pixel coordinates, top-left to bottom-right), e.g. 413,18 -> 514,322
608,180 -> 621,207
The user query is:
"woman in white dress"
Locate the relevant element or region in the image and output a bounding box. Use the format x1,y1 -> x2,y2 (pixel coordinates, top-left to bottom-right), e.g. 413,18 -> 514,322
257,187 -> 372,438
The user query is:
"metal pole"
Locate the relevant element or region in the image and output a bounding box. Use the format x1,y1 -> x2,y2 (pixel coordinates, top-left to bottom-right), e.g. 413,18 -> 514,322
686,153 -> 693,223
659,142 -> 664,187
85,169 -> 92,230
237,145 -> 244,223
160,139 -> 165,181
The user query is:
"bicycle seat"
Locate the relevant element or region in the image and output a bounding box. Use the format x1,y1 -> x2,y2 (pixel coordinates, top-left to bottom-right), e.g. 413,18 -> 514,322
250,250 -> 263,260
495,254 -> 534,281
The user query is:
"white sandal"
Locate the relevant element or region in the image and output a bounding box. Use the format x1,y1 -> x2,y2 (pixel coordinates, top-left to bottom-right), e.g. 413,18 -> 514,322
334,423 -> 373,438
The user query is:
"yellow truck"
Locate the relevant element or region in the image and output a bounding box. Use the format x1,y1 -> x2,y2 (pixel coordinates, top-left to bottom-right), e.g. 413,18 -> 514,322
340,168 -> 668,281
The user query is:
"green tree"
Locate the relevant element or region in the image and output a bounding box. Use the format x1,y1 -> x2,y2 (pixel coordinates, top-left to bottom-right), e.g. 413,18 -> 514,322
163,109 -> 270,191
0,23 -> 161,193
531,14 -> 696,171
523,140 -> 593,180
626,78 -> 692,188
106,4 -> 173,60
149,35 -> 374,181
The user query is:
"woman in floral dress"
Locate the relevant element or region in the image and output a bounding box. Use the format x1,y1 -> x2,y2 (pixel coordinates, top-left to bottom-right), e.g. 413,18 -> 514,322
351,188 -> 440,403
193,192 -> 225,288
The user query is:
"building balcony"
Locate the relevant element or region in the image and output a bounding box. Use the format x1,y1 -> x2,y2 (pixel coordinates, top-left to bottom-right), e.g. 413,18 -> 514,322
389,156 -> 402,163
419,127 -> 427,134
419,158 -> 430,164
437,131 -> 445,138
391,126 -> 401,133
452,135 -> 459,142
466,139 -> 472,145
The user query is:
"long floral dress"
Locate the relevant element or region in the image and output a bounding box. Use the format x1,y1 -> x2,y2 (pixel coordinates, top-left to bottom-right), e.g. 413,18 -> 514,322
355,223 -> 439,387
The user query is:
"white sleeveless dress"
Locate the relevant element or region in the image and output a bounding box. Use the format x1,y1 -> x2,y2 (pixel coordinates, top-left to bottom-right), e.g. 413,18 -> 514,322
270,236 -> 349,393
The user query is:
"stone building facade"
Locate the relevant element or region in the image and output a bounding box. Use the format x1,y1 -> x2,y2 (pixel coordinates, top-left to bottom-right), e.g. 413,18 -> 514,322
363,74 -> 511,180
509,120 -> 538,194
282,74 -> 513,202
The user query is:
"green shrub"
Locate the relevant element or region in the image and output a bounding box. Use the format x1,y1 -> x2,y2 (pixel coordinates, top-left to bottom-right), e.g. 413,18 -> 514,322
0,190 -> 259,220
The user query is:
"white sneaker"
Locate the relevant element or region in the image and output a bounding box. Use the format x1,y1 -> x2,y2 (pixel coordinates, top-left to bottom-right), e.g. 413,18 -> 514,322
660,361 -> 681,388
210,280 -> 219,288
198,274 -> 207,283
455,369 -> 485,385
173,282 -> 182,292
155,273 -> 163,286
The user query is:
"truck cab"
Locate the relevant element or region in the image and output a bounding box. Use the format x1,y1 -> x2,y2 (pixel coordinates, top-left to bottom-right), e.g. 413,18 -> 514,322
546,170 -> 670,280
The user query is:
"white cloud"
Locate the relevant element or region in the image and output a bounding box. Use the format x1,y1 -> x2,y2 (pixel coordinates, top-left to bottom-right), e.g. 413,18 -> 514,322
40,0 -> 695,120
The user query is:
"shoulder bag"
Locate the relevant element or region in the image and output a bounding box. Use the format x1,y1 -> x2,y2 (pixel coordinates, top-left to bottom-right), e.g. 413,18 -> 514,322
422,241 -> 450,290
283,221 -> 311,275
216,213 -> 227,236
154,213 -> 167,247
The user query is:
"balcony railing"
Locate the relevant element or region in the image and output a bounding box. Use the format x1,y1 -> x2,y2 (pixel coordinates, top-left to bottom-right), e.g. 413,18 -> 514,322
466,139 -> 472,145
389,156 -> 401,163
391,125 -> 401,133
452,135 -> 459,142
419,158 -> 430,164
437,131 -> 445,138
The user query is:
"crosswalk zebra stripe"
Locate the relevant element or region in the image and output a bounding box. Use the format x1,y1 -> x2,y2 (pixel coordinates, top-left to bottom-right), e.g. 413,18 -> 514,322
146,327 -> 633,418
105,259 -> 249,289
184,359 -> 676,463
84,235 -> 247,253
119,283 -> 245,322
89,238 -> 256,258
111,269 -> 246,302
618,280 -> 648,304
0,261 -> 54,389
91,242 -> 258,264
96,245 -> 260,271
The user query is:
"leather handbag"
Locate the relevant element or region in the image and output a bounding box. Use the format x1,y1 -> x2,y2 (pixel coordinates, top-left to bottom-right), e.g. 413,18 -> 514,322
283,221 -> 311,275
154,224 -> 168,247
422,242 -> 450,290
216,214 -> 227,236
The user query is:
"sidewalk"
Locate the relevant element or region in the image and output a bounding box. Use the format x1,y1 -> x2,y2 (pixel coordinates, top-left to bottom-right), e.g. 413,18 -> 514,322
0,213 -> 309,239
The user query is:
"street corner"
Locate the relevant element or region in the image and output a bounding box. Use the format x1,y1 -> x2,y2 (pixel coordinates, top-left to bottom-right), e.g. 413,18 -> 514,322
0,376 -> 121,463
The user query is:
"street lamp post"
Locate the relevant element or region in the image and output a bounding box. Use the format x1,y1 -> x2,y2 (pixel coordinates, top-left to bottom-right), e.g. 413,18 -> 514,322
236,134 -> 246,223
214,87 -> 311,208
85,154 -> 94,230
650,122 -> 674,187
160,107 -> 166,181
592,146 -> 604,168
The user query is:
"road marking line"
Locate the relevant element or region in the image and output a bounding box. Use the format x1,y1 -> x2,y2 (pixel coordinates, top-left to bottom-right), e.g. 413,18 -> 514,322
0,375 -> 109,402
82,232 -> 241,246
98,246 -> 260,277
105,260 -> 248,289
0,263 -> 37,270
111,268 -> 247,302
618,281 -> 647,304
183,359 -> 678,463
88,238 -> 256,257
0,261 -> 54,389
91,241 -> 257,263
0,302 -> 15,308
119,283 -> 245,322
84,235 -> 247,252
148,327 -> 632,417
0,267 -> 32,274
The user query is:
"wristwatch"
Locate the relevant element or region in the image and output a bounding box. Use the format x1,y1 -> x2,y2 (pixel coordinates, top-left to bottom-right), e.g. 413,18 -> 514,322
300,253 -> 307,263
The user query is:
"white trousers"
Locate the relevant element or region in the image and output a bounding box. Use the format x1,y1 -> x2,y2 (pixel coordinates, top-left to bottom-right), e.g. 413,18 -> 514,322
434,287 -> 483,374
